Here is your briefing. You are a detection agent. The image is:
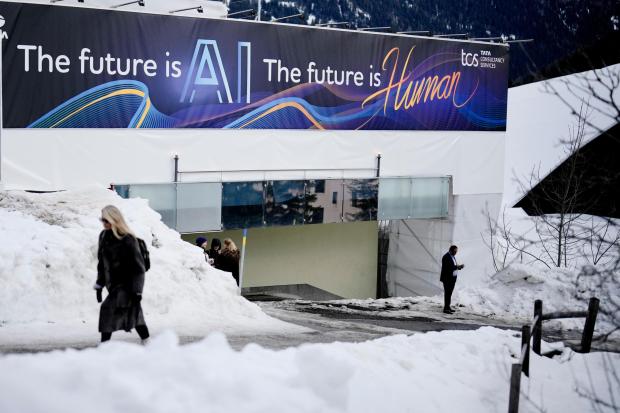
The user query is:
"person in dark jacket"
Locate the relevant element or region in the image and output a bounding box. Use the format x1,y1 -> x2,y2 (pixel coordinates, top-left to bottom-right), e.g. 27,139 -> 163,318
439,245 -> 464,314
195,236 -> 208,250
218,238 -> 240,286
195,236 -> 209,263
208,238 -> 222,268
94,205 -> 150,343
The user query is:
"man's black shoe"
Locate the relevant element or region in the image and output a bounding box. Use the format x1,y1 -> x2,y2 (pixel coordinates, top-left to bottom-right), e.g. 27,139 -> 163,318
443,309 -> 454,314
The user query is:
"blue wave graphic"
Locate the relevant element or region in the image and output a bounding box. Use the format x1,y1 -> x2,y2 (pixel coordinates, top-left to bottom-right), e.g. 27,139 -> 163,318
27,80 -> 506,130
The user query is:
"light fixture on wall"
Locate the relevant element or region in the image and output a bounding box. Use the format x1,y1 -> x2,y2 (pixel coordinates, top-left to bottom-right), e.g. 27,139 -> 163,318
225,9 -> 255,18
169,6 -> 204,14
111,0 -> 145,8
433,33 -> 469,38
315,22 -> 350,28
272,13 -> 304,23
397,30 -> 431,36
357,26 -> 391,32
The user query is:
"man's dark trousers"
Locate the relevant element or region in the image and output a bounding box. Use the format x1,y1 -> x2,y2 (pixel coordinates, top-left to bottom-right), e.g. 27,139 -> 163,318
442,277 -> 456,311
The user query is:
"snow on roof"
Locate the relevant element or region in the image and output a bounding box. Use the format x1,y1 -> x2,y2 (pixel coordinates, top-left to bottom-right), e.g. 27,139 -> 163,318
505,63 -> 620,207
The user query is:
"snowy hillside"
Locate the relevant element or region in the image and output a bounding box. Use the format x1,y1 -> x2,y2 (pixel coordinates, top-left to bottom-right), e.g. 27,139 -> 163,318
0,188 -> 294,345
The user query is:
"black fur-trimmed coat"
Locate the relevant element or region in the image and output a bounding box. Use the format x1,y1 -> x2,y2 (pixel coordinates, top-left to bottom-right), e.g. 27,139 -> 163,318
96,230 -> 147,333
218,249 -> 240,286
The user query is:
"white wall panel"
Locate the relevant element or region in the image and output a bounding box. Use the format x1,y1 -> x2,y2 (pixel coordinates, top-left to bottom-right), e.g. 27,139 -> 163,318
1,129 -> 505,195
386,192 -> 503,297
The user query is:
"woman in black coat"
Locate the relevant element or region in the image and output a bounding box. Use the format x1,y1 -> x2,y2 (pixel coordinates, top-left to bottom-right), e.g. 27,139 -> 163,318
218,238 -> 240,286
94,205 -> 150,343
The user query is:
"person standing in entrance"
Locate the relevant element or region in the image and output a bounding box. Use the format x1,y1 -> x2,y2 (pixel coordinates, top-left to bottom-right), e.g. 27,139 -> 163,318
94,205 -> 150,343
440,245 -> 464,314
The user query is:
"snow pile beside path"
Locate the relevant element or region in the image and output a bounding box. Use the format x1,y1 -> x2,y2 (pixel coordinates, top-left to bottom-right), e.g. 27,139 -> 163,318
457,264 -> 579,318
451,263 -> 619,334
0,188 -> 277,333
1,327 -> 618,413
456,264 -> 602,320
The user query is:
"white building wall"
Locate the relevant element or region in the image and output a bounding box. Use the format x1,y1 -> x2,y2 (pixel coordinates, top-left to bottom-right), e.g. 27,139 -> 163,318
1,129 -> 505,193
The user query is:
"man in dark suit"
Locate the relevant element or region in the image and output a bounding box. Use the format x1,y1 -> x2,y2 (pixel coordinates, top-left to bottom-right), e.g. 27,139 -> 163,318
440,245 -> 464,314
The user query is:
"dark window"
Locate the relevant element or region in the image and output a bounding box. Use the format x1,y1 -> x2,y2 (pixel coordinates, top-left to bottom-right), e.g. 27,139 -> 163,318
314,180 -> 325,193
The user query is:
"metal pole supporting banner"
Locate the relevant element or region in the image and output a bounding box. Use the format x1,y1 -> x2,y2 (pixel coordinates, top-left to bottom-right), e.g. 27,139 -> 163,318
238,228 -> 248,293
173,154 -> 179,182
0,30 -> 4,185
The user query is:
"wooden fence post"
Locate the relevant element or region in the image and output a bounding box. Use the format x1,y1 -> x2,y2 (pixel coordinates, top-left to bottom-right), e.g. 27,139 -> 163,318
508,363 -> 522,413
533,299 -> 542,355
521,325 -> 531,377
580,297 -> 599,353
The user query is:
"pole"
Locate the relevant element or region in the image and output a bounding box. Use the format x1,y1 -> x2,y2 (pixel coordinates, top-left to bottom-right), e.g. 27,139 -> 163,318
376,154 -> 381,178
173,154 -> 179,182
521,325 -> 531,377
507,364 -> 522,413
533,300 -> 542,355
581,297 -> 599,353
238,228 -> 248,294
0,29 -> 4,185
256,0 -> 261,21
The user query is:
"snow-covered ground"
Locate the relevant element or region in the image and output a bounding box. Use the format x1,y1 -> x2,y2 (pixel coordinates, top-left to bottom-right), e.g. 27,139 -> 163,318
306,264 -> 618,338
1,327 -> 618,413
0,188 -> 303,348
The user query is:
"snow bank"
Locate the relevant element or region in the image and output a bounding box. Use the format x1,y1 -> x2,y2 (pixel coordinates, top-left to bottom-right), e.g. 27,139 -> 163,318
0,327 -> 617,413
457,264 -> 580,317
0,188 -> 287,338
456,264 -> 618,330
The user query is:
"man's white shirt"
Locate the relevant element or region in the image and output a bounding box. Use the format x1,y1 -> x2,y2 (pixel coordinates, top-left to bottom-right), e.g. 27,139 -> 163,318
451,254 -> 458,277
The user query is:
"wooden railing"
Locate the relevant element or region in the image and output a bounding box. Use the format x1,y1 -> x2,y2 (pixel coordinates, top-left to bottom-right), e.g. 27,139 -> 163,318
508,297 -> 600,413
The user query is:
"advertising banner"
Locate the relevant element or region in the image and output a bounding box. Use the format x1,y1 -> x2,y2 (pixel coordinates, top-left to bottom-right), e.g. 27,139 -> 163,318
0,2 -> 509,130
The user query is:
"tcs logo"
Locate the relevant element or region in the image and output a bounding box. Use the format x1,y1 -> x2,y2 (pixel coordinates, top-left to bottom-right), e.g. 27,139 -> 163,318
461,49 -> 479,67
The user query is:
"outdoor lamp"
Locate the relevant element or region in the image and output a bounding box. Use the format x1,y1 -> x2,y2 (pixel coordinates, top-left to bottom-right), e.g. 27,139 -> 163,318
169,6 -> 203,14
111,0 -> 145,8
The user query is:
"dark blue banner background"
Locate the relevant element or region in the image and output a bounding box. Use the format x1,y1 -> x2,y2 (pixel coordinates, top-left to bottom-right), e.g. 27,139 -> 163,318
0,2 -> 509,130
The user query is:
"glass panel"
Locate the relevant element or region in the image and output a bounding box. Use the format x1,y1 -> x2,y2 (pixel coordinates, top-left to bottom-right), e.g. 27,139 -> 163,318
410,177 -> 450,218
343,179 -> 378,222
177,182 -> 222,233
378,178 -> 413,220
305,179 -> 343,224
221,181 -> 265,230
128,184 -> 177,229
441,177 -> 450,216
114,185 -> 130,199
264,180 -> 305,226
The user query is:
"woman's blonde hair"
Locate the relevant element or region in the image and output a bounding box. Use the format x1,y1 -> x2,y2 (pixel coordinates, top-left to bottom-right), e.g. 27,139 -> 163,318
101,205 -> 135,239
223,238 -> 238,252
